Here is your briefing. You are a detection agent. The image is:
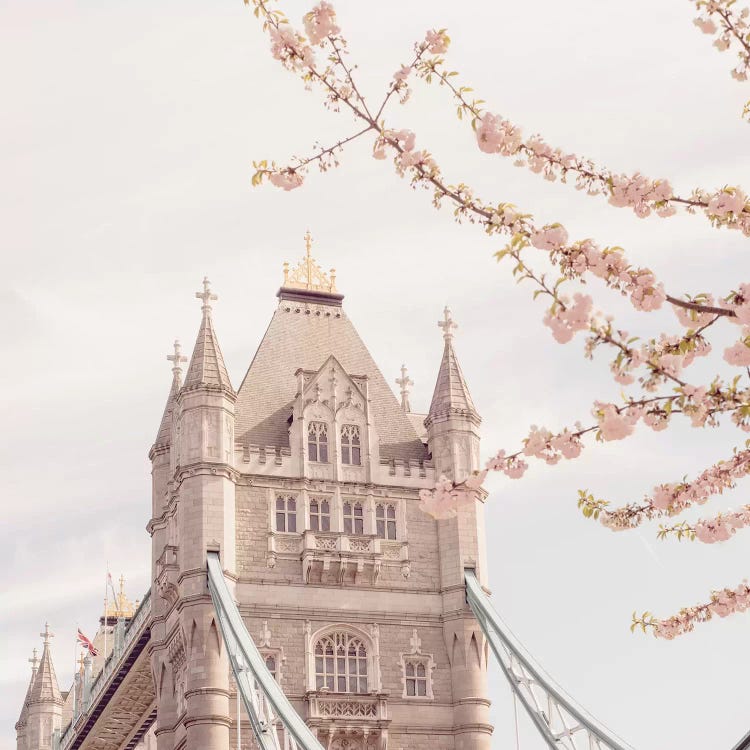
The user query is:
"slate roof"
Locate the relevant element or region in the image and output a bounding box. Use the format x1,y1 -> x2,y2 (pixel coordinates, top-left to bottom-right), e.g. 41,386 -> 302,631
28,643 -> 62,705
184,310 -> 233,391
427,337 -> 479,422
153,375 -> 179,448
235,293 -> 429,462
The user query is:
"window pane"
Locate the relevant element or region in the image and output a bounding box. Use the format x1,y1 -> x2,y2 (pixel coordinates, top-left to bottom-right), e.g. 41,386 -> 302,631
405,663 -> 414,676
387,505 -> 396,519
338,676 -> 346,692
276,512 -> 285,531
354,518 -> 363,534
309,443 -> 317,461
352,447 -> 361,465
344,518 -> 352,534
276,498 -> 285,510
316,675 -> 324,689
321,500 -> 329,514
406,679 -> 415,696
343,502 -> 351,515
311,514 -> 319,532
326,676 -> 334,691
387,520 -> 396,539
319,444 -> 328,463
316,656 -> 323,671
326,657 -> 334,672
354,504 -> 363,517
417,663 -> 425,677
358,677 -> 367,694
418,680 -> 427,696
322,515 -> 330,531
376,519 -> 385,538
288,513 -> 296,533
288,498 -> 296,511
376,505 -> 384,520
310,500 -> 319,513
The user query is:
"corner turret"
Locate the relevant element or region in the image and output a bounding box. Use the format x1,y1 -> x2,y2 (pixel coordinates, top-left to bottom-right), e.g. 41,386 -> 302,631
26,624 -> 63,750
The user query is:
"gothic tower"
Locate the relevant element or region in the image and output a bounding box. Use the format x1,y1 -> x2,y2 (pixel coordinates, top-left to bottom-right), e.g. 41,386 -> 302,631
145,237 -> 492,750
149,279 -> 236,750
24,625 -> 63,750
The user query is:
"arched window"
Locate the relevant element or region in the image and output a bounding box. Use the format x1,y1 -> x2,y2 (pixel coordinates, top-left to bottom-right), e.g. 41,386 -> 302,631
342,501 -> 364,535
310,498 -> 331,532
275,495 -> 297,532
341,424 -> 361,465
314,632 -> 368,693
308,422 -> 329,463
375,503 -> 397,540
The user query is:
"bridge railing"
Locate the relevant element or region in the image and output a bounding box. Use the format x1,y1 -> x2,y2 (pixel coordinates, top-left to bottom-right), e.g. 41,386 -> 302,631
207,552 -> 325,750
54,589 -> 152,750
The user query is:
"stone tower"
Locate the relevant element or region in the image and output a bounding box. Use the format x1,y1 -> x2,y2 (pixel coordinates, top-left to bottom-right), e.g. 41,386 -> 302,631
149,278 -> 236,750
21,625 -> 63,750
146,237 -> 492,750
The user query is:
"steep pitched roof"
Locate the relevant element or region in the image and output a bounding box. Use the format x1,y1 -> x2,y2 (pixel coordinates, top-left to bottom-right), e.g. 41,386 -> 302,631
153,375 -> 179,448
427,337 -> 479,423
235,295 -> 428,462
28,642 -> 62,705
15,663 -> 36,727
184,307 -> 233,391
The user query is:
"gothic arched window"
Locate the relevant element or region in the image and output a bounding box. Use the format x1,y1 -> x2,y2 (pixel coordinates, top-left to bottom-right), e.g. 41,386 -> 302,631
275,495 -> 297,532
341,424 -> 361,465
375,503 -> 397,540
308,422 -> 329,463
342,501 -> 364,535
310,497 -> 331,532
404,660 -> 428,696
314,632 -> 368,693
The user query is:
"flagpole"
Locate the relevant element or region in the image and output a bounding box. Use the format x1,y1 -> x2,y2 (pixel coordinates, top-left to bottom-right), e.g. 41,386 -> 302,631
103,563 -> 109,663
72,628 -> 77,719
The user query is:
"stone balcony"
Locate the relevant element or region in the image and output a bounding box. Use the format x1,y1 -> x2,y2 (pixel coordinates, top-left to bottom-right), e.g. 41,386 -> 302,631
267,531 -> 410,584
305,691 -> 390,750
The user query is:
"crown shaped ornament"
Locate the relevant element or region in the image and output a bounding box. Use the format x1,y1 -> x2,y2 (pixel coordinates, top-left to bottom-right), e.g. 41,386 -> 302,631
282,231 -> 337,293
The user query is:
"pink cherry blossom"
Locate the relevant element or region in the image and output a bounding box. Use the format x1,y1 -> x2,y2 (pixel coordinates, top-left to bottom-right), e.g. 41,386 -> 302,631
530,224 -> 568,251
303,2 -> 340,45
476,113 -> 522,156
723,339 -> 750,366
595,402 -> 640,441
424,29 -> 450,55
707,188 -> 746,217
269,170 -> 304,191
694,17 -> 718,34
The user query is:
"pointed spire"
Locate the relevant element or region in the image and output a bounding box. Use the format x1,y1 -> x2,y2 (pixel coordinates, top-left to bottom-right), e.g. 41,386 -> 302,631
28,624 -> 62,705
153,339 -> 186,448
183,277 -> 233,391
426,307 -> 479,424
15,649 -> 39,726
395,364 -> 414,413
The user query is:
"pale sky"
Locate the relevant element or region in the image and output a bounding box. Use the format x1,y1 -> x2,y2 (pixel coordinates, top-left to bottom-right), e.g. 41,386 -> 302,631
2,1 -> 750,748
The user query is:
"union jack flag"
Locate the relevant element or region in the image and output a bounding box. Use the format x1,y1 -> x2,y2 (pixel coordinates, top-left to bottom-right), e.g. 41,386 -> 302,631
76,629 -> 98,657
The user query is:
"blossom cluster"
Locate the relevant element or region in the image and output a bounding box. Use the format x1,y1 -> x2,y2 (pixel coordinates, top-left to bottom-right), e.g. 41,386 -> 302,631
694,505 -> 750,543
595,449 -> 750,532
693,0 -> 750,82
634,581 -> 750,639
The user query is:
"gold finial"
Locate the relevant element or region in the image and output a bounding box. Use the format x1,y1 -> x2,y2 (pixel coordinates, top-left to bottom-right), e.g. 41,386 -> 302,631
78,653 -> 86,674
109,574 -> 135,619
281,232 -> 337,293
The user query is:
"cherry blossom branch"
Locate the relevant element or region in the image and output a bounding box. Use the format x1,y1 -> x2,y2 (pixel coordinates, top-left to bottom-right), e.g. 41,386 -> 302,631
658,503 -> 750,543
632,579 -> 750,639
415,51 -> 750,231
578,446 -> 750,531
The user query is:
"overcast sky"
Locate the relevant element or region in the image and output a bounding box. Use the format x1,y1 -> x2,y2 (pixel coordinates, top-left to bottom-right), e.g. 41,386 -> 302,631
2,1 -> 750,748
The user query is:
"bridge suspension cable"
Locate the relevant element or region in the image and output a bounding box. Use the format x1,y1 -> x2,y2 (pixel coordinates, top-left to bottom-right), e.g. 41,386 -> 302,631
465,569 -> 634,750
207,552 -> 325,750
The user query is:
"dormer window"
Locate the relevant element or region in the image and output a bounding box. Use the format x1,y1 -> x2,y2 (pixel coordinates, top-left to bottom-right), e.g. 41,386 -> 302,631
341,424 -> 361,465
308,422 -> 329,463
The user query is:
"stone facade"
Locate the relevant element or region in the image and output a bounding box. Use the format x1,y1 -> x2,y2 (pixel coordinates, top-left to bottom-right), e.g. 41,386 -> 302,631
16,245 -> 492,750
